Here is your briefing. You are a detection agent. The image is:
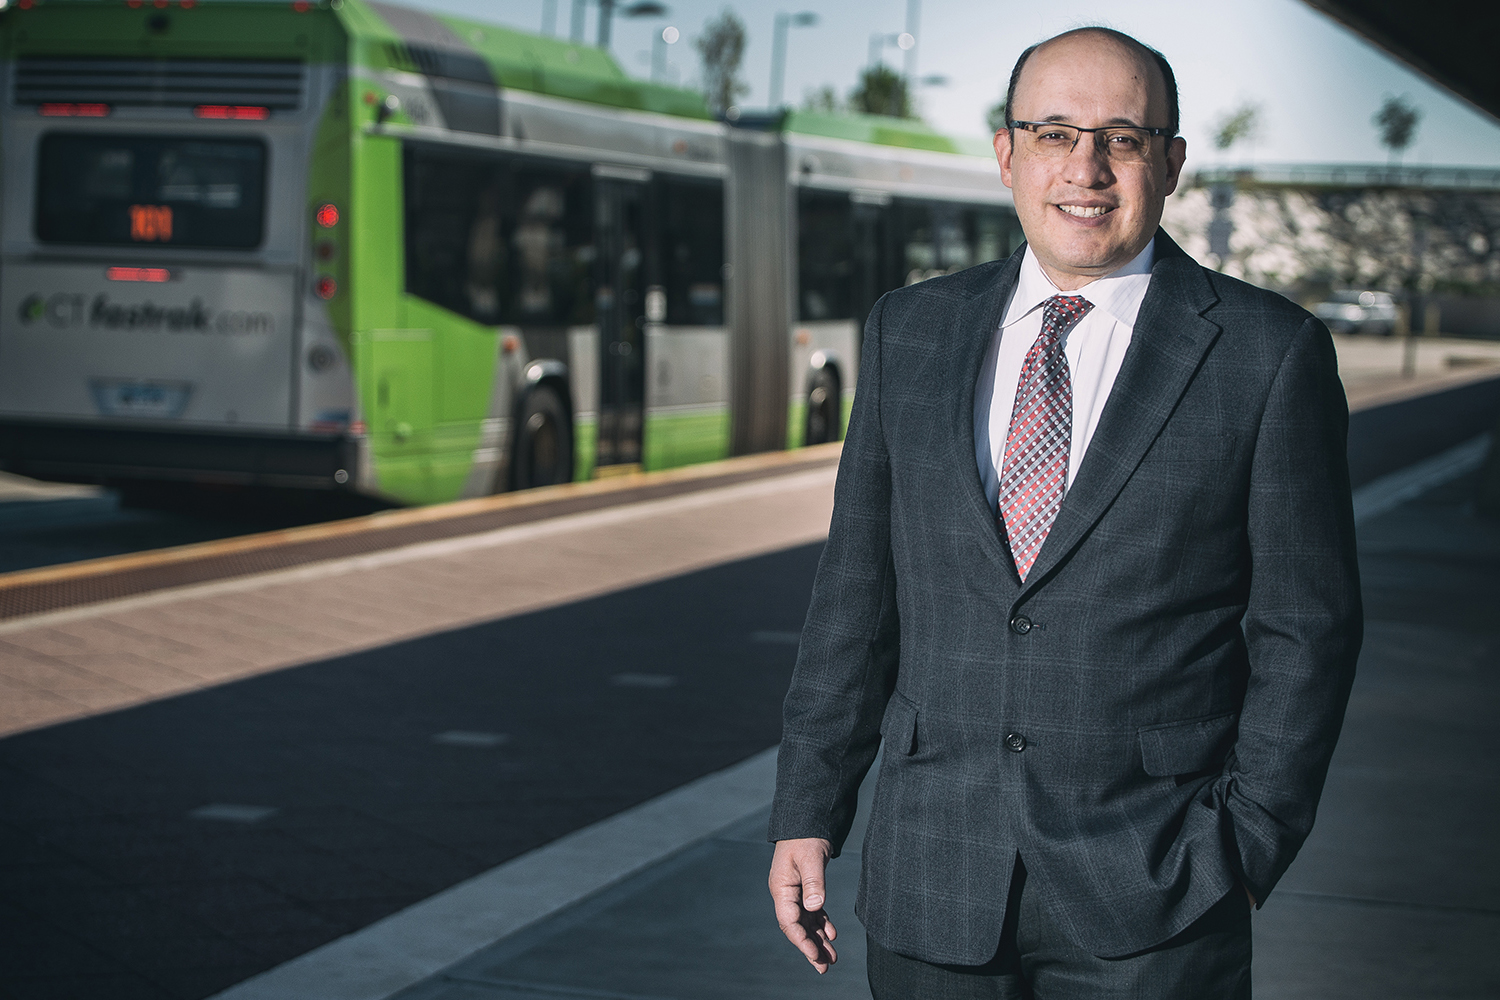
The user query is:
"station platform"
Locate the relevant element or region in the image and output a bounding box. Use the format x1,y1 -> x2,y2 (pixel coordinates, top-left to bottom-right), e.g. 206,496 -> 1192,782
0,365 -> 1498,1000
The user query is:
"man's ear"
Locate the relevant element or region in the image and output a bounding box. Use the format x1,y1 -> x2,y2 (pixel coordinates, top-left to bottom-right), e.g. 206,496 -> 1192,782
994,129 -> 1015,189
1163,136 -> 1187,196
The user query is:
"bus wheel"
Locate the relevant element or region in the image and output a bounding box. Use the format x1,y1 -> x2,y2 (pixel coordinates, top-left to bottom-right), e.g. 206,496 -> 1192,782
804,368 -> 842,446
512,386 -> 573,490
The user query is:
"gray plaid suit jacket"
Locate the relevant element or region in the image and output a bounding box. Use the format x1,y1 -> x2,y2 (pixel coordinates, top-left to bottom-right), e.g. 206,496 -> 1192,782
768,231 -> 1362,962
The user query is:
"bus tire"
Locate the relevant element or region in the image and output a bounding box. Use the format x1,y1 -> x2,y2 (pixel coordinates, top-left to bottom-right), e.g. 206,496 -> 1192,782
511,386 -> 573,490
804,368 -> 842,446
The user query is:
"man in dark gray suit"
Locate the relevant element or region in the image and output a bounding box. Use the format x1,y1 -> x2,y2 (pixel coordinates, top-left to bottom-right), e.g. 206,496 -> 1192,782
767,26 -> 1361,997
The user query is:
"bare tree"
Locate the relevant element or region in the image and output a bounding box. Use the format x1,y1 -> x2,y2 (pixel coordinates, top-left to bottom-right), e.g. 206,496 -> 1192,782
695,9 -> 747,116
1373,95 -> 1421,165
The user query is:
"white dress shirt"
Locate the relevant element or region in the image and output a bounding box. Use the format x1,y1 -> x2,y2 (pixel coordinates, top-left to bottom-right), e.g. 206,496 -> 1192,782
975,241 -> 1155,513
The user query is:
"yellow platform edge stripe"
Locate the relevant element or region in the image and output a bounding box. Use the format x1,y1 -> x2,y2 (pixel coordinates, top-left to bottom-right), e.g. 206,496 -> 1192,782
0,442 -> 844,592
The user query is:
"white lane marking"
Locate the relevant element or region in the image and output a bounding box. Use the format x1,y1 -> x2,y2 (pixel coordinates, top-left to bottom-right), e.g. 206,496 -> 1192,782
609,671 -> 681,689
750,630 -> 802,645
189,804 -> 279,824
206,746 -> 778,1000
431,731 -> 510,749
1352,434 -> 1491,525
0,467 -> 837,637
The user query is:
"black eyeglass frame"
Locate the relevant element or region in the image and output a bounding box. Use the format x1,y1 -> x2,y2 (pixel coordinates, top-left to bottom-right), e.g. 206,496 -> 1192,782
1006,120 -> 1176,158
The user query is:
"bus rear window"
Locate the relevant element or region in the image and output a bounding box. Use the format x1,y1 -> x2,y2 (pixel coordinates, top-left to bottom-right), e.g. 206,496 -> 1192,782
35,133 -> 267,249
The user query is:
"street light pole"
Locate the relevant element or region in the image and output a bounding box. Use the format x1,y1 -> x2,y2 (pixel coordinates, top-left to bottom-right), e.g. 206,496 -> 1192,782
771,13 -> 790,108
769,12 -> 817,108
597,0 -> 614,48
903,0 -> 920,83
570,0 -> 586,43
652,24 -> 679,82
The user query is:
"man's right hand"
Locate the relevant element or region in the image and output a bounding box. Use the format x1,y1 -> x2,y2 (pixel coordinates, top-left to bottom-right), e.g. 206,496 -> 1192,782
769,837 -> 838,973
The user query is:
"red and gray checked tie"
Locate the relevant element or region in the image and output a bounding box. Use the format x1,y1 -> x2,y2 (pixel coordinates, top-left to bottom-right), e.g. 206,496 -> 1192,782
998,294 -> 1093,580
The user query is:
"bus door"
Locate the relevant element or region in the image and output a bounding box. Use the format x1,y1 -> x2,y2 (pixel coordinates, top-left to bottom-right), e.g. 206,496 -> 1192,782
593,170 -> 648,470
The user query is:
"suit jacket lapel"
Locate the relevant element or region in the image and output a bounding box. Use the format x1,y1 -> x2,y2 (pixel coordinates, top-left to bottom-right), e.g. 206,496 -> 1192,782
949,246 -> 1026,582
1018,232 -> 1222,597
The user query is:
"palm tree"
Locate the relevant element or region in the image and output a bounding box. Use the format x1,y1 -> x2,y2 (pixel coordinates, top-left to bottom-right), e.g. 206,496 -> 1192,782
1373,95 -> 1421,167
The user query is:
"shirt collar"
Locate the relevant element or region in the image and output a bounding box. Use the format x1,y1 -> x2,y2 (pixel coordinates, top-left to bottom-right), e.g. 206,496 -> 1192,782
1001,239 -> 1156,330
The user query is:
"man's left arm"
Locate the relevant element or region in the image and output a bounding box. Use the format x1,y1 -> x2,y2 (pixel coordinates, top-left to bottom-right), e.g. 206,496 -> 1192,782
1227,315 -> 1363,905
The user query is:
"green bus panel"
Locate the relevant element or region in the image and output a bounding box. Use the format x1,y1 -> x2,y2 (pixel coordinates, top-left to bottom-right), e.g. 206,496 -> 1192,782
574,417 -> 598,483
642,408 -> 730,472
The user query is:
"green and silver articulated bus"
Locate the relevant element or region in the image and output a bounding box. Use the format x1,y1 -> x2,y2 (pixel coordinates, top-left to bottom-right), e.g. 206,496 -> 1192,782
0,0 -> 1018,505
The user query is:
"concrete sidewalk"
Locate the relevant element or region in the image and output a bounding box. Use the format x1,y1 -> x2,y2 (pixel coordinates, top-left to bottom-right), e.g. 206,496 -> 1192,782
314,446 -> 1498,1000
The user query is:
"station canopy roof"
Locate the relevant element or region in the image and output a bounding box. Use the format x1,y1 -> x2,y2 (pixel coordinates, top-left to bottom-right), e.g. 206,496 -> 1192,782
1302,0 -> 1500,122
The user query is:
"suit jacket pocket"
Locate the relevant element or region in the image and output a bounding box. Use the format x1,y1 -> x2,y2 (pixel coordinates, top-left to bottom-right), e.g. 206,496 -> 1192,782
1138,711 -> 1238,777
880,690 -> 919,756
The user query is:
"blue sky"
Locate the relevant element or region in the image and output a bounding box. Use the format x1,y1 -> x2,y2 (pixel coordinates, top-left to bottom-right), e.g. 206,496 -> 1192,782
403,0 -> 1500,168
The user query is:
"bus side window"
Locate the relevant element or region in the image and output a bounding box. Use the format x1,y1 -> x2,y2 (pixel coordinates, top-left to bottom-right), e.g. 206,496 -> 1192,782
405,148 -> 504,323
797,190 -> 853,321
404,147 -> 594,328
508,168 -> 594,327
658,177 -> 724,326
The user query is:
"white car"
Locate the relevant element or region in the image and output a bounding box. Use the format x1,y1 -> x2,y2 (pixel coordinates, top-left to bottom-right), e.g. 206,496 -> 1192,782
1313,290 -> 1399,336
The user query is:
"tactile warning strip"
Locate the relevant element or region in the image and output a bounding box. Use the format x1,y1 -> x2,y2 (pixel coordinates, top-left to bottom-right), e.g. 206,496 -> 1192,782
0,444 -> 841,623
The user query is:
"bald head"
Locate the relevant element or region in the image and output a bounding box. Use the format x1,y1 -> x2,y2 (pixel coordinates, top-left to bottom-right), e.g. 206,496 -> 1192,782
1003,28 -> 1178,137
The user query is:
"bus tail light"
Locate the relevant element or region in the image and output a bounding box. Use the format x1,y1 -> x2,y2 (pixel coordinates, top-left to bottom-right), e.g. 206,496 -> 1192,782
106,266 -> 171,282
194,105 -> 271,120
39,103 -> 110,117
315,276 -> 338,300
315,203 -> 340,228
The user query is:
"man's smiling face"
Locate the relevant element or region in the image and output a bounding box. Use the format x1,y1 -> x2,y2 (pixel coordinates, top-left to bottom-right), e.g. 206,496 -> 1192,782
994,31 -> 1187,290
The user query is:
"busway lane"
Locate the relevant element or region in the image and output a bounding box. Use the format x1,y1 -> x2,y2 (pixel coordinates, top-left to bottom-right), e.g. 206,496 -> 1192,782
0,475 -> 387,577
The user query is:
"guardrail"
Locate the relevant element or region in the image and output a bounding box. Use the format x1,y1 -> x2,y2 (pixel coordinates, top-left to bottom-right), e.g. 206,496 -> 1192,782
1192,163 -> 1500,192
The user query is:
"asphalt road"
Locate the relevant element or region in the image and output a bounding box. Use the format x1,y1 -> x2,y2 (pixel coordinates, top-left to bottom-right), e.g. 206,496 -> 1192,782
0,542 -> 823,1000
0,485 -> 391,576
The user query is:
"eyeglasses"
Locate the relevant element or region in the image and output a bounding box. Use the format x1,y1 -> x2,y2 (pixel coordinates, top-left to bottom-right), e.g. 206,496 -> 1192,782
1008,120 -> 1174,163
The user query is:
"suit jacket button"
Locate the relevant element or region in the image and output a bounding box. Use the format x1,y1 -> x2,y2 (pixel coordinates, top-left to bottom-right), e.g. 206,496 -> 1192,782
1009,615 -> 1032,635
1004,732 -> 1026,752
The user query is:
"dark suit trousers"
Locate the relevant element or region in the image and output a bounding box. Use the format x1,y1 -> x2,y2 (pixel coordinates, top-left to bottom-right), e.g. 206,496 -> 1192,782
866,858 -> 1252,1000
